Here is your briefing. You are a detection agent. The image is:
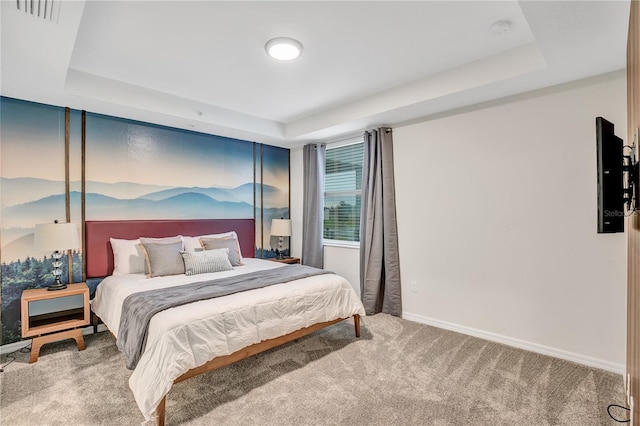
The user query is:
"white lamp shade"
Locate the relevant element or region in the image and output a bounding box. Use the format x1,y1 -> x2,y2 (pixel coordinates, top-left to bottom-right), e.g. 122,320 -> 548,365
270,219 -> 292,237
34,222 -> 80,252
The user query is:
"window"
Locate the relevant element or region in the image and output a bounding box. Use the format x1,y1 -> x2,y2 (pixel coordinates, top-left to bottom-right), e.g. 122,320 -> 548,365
324,141 -> 364,243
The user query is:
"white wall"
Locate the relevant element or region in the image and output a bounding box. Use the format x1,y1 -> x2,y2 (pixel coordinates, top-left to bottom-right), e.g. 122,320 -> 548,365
291,74 -> 628,372
395,75 -> 627,371
323,245 -> 360,297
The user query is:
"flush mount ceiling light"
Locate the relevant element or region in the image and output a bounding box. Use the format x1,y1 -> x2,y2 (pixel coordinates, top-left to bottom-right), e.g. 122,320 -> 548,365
265,37 -> 303,60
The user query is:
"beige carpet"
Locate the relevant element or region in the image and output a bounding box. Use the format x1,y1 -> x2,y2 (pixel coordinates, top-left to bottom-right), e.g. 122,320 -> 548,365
0,314 -> 626,425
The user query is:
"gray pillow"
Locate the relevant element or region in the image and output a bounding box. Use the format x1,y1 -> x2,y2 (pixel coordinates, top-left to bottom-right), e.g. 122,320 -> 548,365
140,235 -> 182,247
140,241 -> 185,277
199,237 -> 243,266
180,249 -> 233,275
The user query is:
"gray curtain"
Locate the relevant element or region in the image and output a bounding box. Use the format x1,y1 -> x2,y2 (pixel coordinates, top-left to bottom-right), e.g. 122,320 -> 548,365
302,143 -> 326,268
360,128 -> 402,316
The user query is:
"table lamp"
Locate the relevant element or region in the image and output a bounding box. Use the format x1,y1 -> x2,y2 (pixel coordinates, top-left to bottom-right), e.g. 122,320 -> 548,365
34,220 -> 80,291
270,219 -> 291,259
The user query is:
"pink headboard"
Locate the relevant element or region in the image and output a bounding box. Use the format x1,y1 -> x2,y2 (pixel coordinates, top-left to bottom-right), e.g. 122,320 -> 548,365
85,219 -> 255,278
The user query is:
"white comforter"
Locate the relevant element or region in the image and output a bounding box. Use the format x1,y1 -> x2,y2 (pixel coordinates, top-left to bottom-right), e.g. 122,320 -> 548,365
91,258 -> 366,422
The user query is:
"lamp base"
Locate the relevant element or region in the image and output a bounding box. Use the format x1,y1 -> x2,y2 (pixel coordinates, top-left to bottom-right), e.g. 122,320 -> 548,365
48,283 -> 67,291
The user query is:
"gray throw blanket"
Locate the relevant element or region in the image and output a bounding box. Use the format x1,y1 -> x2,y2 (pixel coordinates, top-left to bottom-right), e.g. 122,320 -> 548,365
117,264 -> 331,370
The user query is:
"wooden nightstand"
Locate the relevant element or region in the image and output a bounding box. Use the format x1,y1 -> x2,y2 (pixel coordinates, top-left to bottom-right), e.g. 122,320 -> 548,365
21,283 -> 90,363
269,257 -> 301,264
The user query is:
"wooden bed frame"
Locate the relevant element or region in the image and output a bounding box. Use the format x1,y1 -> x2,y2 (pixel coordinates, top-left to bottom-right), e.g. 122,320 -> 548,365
84,219 -> 361,426
157,315 -> 361,426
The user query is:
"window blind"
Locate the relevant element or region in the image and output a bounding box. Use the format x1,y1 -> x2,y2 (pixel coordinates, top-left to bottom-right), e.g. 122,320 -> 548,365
324,142 -> 364,242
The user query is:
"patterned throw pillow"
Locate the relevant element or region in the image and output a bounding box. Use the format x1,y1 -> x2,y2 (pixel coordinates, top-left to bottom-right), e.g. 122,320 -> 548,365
180,249 -> 233,275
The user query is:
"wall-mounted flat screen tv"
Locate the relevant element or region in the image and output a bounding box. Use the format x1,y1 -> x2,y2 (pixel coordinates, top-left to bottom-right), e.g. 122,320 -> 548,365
596,116 -> 624,233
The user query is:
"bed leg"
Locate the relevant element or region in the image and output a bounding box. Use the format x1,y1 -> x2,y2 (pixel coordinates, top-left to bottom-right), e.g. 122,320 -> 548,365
156,396 -> 166,426
91,311 -> 99,334
353,314 -> 361,338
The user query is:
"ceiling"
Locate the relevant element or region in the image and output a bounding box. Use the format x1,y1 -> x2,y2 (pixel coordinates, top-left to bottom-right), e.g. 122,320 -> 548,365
0,1 -> 630,148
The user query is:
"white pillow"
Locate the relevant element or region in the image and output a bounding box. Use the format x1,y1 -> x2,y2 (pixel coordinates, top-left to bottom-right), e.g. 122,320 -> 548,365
182,232 -> 237,252
110,238 -> 146,275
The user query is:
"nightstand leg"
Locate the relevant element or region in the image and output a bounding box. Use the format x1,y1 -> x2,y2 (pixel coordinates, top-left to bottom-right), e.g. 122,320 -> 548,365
29,329 -> 85,363
29,338 -> 43,364
73,329 -> 86,351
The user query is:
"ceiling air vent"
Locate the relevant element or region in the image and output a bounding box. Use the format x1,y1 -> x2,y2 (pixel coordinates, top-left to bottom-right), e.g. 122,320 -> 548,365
16,0 -> 60,22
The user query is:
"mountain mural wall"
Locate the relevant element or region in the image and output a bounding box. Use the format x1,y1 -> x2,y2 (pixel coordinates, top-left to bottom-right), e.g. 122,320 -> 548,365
0,97 -> 290,345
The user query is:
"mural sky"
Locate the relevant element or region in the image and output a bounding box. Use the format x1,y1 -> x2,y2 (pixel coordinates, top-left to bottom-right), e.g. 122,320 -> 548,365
86,114 -> 254,188
1,98 -> 66,180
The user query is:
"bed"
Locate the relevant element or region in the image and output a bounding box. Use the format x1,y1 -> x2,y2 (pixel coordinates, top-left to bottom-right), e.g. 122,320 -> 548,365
85,219 -> 365,425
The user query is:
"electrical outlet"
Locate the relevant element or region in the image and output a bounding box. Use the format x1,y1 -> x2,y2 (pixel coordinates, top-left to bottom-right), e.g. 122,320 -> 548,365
410,280 -> 418,292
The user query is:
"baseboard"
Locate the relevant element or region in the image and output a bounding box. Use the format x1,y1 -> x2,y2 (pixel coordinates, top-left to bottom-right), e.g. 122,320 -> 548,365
0,324 -> 108,355
3,315 -> 623,374
402,311 -> 625,375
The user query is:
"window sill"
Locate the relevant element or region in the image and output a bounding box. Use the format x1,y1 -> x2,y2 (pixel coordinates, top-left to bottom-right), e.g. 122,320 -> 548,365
323,240 -> 360,249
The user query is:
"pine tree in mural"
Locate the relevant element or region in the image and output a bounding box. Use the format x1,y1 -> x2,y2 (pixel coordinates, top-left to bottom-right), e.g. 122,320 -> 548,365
31,258 -> 45,286
0,252 -> 82,343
